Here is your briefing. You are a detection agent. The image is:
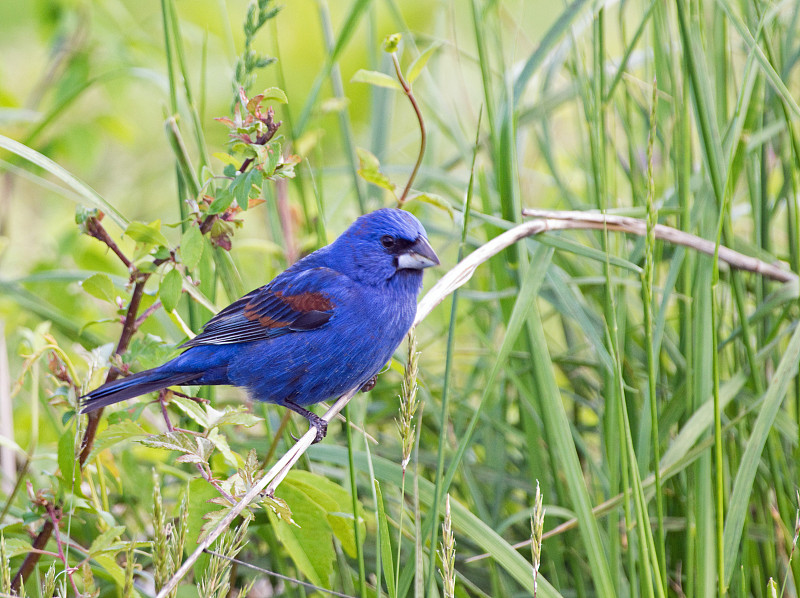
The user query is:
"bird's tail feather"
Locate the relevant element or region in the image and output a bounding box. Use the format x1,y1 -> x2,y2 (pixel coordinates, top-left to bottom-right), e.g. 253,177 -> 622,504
80,368 -> 201,413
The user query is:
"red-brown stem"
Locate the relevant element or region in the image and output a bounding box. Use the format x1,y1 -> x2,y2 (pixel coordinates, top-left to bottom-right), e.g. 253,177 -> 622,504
85,217 -> 134,271
391,52 -> 426,204
200,111 -> 282,235
11,519 -> 54,592
16,251 -> 166,588
132,300 -> 162,332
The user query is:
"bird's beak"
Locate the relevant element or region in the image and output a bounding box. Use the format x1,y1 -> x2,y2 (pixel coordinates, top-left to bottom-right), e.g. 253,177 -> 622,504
397,236 -> 440,270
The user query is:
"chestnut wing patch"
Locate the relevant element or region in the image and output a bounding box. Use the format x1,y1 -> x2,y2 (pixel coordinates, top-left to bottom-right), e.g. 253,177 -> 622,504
181,268 -> 339,348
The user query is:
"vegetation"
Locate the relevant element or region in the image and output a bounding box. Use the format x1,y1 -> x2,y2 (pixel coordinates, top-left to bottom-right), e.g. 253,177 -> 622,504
2,0 -> 800,596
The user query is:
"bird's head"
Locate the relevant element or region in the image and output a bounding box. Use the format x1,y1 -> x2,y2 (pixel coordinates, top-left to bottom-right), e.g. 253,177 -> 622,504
332,208 -> 439,286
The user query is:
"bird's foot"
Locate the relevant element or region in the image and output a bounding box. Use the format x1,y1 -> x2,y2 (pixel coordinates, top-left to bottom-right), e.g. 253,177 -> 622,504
360,375 -> 377,393
306,413 -> 328,444
284,400 -> 328,444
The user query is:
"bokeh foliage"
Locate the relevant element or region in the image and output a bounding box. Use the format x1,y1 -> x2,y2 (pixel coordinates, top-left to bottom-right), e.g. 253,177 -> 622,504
2,0 -> 800,597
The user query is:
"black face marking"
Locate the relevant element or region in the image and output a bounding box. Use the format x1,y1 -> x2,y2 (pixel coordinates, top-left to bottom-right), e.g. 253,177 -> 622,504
383,236 -> 415,255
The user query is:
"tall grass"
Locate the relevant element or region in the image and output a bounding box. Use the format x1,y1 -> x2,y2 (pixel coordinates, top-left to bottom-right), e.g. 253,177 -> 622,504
2,0 -> 800,596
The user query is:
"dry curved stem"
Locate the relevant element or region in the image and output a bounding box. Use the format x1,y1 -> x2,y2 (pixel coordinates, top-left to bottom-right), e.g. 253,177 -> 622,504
155,387 -> 359,598
149,207 -> 800,597
522,208 -> 796,283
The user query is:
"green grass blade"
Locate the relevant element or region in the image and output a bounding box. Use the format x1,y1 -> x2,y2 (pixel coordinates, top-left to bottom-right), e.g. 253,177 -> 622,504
0,134 -> 128,228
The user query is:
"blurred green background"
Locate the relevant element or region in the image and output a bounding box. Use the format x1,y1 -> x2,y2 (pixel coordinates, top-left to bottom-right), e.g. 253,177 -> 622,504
4,0 -> 800,597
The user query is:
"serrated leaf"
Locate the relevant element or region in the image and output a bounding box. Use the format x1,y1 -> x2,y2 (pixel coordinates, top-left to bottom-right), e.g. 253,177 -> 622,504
3,537 -> 33,557
261,494 -> 294,523
87,421 -> 147,462
407,43 -> 441,83
159,268 -> 182,313
171,396 -> 209,428
139,431 -> 197,454
180,226 -> 204,270
81,273 -> 117,303
198,508 -> 231,543
351,69 -> 402,90
261,87 -> 288,103
175,453 -> 206,464
126,220 -> 169,247
207,406 -> 262,429
207,428 -> 240,468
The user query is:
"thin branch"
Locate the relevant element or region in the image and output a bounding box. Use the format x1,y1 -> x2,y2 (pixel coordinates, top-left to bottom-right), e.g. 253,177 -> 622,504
390,53 -> 426,204
155,387 -> 359,598
522,208 -> 796,283
84,215 -> 133,271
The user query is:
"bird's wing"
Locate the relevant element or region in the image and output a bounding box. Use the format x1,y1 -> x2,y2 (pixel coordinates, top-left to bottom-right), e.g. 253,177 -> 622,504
181,267 -> 342,347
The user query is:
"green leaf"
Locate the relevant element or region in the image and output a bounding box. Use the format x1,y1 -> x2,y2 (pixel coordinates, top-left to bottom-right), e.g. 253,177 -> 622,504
171,396 -> 209,428
0,133 -> 129,229
375,480 -> 396,598
58,429 -> 78,483
350,69 -> 402,90
180,226 -> 204,270
159,268 -> 182,313
89,525 -> 126,555
261,86 -> 288,103
207,429 -> 240,468
405,192 -> 454,219
93,554 -> 132,591
139,431 -> 198,454
125,220 -> 170,247
356,147 -> 395,194
80,273 -> 117,304
86,421 -> 147,462
205,405 -> 262,429
407,43 -> 441,83
723,323 -> 800,584
206,189 -> 235,215
2,537 -> 33,558
287,471 -> 364,559
268,482 -> 335,588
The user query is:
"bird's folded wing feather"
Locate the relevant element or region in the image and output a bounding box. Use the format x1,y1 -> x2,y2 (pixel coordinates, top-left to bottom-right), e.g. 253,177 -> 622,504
181,267 -> 343,347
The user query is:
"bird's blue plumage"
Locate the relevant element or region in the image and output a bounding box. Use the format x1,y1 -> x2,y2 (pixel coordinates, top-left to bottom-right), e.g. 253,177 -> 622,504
81,209 -> 439,442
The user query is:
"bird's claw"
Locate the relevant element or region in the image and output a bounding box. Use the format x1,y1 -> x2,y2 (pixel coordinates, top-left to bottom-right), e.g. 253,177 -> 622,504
288,415 -> 327,444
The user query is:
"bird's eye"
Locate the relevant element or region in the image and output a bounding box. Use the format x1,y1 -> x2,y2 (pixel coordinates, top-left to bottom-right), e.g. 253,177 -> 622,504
381,235 -> 396,249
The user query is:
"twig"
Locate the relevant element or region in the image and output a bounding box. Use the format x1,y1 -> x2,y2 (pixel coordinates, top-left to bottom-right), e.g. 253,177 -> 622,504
151,206 -> 796,596
14,219 -> 169,589
155,387 -> 359,598
521,208 -> 796,283
132,300 -> 163,332
390,52 -> 426,204
84,215 -> 134,271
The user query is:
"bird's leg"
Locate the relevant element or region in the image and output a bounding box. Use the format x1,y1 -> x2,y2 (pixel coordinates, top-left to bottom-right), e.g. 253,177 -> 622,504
360,375 -> 377,393
283,400 -> 327,444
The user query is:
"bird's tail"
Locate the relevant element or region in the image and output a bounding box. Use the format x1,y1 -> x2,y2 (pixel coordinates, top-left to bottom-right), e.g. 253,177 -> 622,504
80,367 -> 202,413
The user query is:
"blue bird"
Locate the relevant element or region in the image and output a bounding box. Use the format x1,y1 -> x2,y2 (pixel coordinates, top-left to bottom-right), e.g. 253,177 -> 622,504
81,208 -> 439,442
